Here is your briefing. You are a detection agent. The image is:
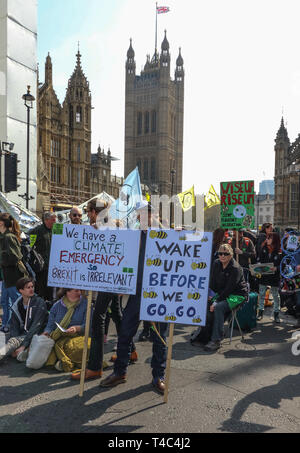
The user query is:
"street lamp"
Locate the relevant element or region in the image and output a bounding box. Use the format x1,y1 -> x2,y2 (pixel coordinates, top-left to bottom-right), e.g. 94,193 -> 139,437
170,168 -> 176,227
19,85 -> 35,209
0,141 -> 15,192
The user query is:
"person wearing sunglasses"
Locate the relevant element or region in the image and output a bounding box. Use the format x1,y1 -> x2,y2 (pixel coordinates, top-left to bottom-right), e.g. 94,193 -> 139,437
204,243 -> 248,352
69,207 -> 83,225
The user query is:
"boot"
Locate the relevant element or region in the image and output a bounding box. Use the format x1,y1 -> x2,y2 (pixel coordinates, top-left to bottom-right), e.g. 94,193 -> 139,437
274,312 -> 281,324
257,309 -> 264,321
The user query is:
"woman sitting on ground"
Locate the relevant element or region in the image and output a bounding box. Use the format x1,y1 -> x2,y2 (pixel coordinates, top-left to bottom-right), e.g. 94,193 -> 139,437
205,243 -> 248,352
0,277 -> 48,362
42,288 -> 88,372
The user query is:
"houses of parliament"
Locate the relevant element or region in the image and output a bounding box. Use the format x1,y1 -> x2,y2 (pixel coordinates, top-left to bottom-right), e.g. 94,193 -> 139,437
36,33 -> 184,215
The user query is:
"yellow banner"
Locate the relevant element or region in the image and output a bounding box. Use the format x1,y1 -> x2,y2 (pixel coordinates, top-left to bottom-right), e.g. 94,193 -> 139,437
177,186 -> 196,212
205,185 -> 220,210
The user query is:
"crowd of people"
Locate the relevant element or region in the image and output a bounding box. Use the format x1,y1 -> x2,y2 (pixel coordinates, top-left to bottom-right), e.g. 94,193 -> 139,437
0,206 -> 299,395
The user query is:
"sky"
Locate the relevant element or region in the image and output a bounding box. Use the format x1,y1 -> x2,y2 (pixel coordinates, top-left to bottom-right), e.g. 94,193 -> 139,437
37,0 -> 300,196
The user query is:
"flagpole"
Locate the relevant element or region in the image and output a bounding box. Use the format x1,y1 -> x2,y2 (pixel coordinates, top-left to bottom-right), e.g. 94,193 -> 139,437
155,2 -> 158,55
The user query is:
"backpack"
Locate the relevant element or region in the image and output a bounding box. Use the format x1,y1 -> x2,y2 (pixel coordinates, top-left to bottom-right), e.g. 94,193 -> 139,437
21,238 -> 45,278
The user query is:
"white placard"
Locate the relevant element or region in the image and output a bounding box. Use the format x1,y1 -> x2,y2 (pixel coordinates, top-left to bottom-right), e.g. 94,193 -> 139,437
140,230 -> 213,326
48,225 -> 141,294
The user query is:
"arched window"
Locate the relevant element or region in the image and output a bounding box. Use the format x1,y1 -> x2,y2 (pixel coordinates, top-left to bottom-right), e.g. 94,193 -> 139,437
137,112 -> 142,135
144,159 -> 148,180
151,111 -> 157,133
151,158 -> 156,181
144,112 -> 150,134
76,106 -> 82,123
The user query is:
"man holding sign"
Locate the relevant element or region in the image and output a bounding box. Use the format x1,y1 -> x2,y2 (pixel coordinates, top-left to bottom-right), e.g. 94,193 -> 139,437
100,204 -> 168,395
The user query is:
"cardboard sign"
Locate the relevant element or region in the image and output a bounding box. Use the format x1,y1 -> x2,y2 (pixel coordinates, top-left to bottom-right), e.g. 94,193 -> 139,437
249,263 -> 274,276
220,180 -> 255,230
140,230 -> 213,326
48,225 -> 141,294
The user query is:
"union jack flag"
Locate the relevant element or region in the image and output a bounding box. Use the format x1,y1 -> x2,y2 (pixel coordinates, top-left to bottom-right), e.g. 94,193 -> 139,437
157,6 -> 170,14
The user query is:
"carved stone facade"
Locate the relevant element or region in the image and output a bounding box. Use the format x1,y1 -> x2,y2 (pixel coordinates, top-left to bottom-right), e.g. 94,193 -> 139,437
124,32 -> 184,197
37,52 -> 122,215
274,117 -> 300,230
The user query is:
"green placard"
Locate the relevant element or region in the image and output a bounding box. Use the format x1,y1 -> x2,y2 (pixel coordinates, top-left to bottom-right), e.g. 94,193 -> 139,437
220,180 -> 255,229
52,223 -> 64,235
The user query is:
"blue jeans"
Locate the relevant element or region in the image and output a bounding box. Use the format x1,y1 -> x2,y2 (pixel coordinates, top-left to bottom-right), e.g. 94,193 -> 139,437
1,285 -> 19,328
211,300 -> 231,342
258,285 -> 280,312
114,294 -> 168,380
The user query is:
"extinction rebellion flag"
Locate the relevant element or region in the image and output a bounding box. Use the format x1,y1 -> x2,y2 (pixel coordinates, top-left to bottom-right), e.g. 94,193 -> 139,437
157,6 -> 170,14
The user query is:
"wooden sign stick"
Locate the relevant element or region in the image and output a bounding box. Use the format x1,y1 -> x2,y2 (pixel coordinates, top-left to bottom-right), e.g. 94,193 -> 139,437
79,290 -> 93,398
164,323 -> 175,404
236,230 -> 239,264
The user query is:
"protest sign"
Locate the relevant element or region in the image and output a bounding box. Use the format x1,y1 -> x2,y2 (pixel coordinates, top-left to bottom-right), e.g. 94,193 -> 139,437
48,225 -> 141,294
140,230 -> 213,326
220,180 -> 255,230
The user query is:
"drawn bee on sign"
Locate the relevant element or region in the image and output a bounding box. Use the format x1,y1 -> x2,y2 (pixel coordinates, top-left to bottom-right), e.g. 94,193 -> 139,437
165,315 -> 177,321
188,293 -> 201,300
143,291 -> 158,299
146,258 -> 162,267
201,236 -> 208,243
193,318 -> 202,323
149,231 -> 168,240
179,235 -> 187,241
191,262 -> 207,270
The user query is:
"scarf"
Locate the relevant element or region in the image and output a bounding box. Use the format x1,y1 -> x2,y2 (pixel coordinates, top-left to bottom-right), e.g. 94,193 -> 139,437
50,296 -> 81,341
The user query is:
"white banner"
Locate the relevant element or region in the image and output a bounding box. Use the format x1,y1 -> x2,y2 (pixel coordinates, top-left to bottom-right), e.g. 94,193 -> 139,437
48,224 -> 141,294
140,230 -> 213,326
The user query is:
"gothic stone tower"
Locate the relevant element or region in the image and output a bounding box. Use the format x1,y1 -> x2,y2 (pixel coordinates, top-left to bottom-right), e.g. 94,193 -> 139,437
274,117 -> 291,228
124,32 -> 184,197
37,50 -> 92,214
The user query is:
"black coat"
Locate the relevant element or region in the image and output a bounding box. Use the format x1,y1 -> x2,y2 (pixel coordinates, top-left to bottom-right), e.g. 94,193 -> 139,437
257,246 -> 282,287
210,258 -> 248,302
10,295 -> 49,348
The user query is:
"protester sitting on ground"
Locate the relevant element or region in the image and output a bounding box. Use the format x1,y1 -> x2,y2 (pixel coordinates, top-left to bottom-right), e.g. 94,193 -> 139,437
0,278 -> 48,362
42,288 -> 88,372
204,243 -> 248,352
256,232 -> 282,323
0,213 -> 28,333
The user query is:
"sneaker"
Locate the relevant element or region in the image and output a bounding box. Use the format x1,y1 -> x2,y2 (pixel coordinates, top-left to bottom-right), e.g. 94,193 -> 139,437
99,372 -> 127,388
16,349 -> 28,363
54,361 -> 63,372
257,309 -> 264,321
274,312 -> 281,324
204,340 -> 221,352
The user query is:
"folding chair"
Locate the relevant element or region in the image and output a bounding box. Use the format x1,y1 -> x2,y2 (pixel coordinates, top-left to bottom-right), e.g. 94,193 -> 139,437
227,304 -> 245,343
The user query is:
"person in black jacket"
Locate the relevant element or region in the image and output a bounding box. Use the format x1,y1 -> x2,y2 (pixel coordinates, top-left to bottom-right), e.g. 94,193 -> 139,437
204,243 -> 248,352
0,278 -> 48,362
256,232 -> 282,323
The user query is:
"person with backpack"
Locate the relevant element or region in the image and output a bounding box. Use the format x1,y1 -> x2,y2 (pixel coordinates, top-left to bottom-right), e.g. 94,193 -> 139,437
0,213 -> 28,333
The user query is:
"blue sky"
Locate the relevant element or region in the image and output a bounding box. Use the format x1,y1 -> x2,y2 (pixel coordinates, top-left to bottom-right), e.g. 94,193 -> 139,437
37,0 -> 300,195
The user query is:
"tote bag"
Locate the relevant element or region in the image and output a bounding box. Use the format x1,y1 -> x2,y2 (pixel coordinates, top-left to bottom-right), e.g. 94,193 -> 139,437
26,334 -> 55,370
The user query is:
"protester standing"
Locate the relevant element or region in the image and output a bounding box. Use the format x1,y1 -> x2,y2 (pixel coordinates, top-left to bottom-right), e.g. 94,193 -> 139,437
28,212 -> 56,301
0,214 -> 28,333
99,203 -> 168,395
256,223 -> 273,257
69,206 -> 83,225
256,232 -> 282,323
